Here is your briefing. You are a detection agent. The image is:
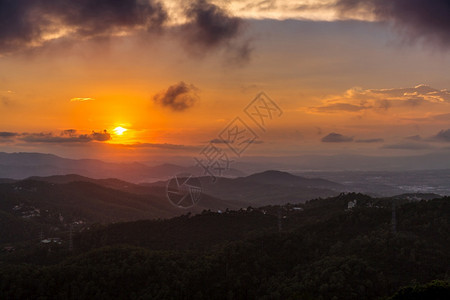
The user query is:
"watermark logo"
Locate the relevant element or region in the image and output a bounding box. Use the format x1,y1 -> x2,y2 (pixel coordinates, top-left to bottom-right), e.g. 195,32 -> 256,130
244,92 -> 283,132
219,117 -> 258,157
166,91 -> 283,208
194,142 -> 233,182
166,173 -> 202,209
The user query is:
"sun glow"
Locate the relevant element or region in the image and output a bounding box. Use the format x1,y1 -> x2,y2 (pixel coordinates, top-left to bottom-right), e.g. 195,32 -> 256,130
113,126 -> 128,135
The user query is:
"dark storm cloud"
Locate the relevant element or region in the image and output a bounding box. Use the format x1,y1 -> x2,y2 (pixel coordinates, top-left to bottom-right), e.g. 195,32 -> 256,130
321,132 -> 353,143
183,0 -> 242,48
0,0 -> 252,60
19,130 -> 111,143
181,0 -> 251,61
0,0 -> 167,54
335,0 -> 450,48
153,82 -> 199,112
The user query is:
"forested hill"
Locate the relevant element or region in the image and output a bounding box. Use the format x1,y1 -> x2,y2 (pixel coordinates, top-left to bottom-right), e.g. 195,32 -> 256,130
0,193 -> 449,299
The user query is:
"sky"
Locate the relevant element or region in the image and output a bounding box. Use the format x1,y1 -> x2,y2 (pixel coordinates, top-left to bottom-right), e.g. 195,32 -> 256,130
0,0 -> 450,164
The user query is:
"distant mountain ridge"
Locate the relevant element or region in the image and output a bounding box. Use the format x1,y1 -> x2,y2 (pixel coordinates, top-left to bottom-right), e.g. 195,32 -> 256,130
145,170 -> 346,206
21,170 -> 345,205
244,170 -> 342,189
0,152 -> 245,182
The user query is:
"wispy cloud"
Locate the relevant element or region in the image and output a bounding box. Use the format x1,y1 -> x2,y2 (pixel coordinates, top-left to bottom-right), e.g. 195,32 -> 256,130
210,138 -> 263,144
321,132 -> 353,143
70,97 -> 95,102
382,142 -> 434,150
405,135 -> 422,141
355,138 -> 384,143
309,84 -> 450,115
113,142 -> 199,151
8,130 -> 112,144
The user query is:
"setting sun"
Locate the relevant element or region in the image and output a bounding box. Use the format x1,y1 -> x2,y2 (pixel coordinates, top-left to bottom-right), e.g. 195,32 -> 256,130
113,126 -> 127,135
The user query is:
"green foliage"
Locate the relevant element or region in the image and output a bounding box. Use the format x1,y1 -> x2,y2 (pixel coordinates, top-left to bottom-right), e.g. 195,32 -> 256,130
0,194 -> 449,299
386,280 -> 450,300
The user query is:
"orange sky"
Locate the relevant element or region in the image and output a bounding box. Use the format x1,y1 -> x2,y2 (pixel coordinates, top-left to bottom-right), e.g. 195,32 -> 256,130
0,1 -> 449,162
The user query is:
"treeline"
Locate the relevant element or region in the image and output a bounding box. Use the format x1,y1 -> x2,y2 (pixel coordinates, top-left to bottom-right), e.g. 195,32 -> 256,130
0,194 -> 449,299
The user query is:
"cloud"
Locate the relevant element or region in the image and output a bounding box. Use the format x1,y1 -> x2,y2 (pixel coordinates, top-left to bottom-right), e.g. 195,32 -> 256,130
113,142 -> 199,151
208,1 -> 347,22
355,138 -> 384,143
0,132 -> 19,143
91,130 -> 112,142
0,0 -> 252,61
153,82 -> 199,112
180,0 -> 251,62
405,135 -> 422,141
210,138 -> 263,144
432,129 -> 450,142
241,0 -> 278,12
19,130 -> 111,143
335,0 -> 450,48
0,132 -> 18,138
312,102 -> 367,113
0,0 -> 168,55
210,138 -> 230,144
382,142 -> 433,150
70,97 -> 95,102
310,84 -> 450,114
321,132 -> 353,143
61,129 -> 77,136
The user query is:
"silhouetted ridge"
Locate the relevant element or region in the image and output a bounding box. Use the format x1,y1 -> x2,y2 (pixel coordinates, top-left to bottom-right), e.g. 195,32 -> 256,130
244,170 -> 342,188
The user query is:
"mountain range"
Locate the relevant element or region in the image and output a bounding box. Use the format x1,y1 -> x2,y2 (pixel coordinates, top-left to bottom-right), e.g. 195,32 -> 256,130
0,152 -> 244,182
0,167 -> 349,244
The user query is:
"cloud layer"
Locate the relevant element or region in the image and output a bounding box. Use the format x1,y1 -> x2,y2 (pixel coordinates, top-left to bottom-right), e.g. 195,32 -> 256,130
183,0 -> 242,48
310,84 -> 450,114
153,82 -> 199,112
321,132 -> 353,143
0,0 -> 250,58
336,0 -> 450,48
0,0 -> 167,54
70,98 -> 95,102
0,130 -> 111,144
